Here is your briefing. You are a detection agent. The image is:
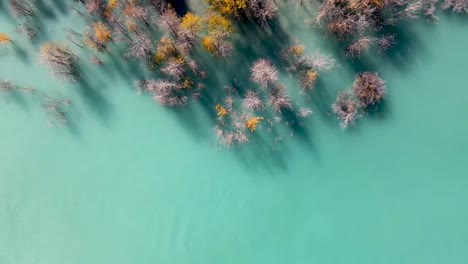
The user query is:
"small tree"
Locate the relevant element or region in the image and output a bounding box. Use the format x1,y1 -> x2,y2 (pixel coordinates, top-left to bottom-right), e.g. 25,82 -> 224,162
251,58 -> 278,88
42,96 -> 72,127
352,72 -> 386,107
242,90 -> 264,110
93,22 -> 112,43
10,0 -> 35,17
202,13 -> 233,58
268,84 -> 292,112
125,34 -> 152,60
0,33 -> 11,45
332,89 -> 361,129
245,116 -> 263,132
247,0 -> 278,26
134,79 -> 188,106
297,107 -> 313,118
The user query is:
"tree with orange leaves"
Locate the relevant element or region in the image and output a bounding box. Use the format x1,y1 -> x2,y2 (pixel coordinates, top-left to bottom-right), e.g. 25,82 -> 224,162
94,22 -> 112,42
0,33 -> 11,44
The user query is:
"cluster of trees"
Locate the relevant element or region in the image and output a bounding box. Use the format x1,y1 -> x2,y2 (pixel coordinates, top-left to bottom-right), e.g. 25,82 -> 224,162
0,80 -> 71,126
2,0 -> 466,145
332,72 -> 386,128
214,43 -> 335,147
304,0 -> 467,56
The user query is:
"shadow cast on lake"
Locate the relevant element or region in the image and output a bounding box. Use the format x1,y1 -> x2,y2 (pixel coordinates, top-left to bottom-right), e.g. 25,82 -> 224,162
2,0 -> 459,172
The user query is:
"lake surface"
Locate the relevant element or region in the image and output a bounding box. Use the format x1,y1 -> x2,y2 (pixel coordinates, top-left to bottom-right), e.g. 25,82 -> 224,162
1,1 -> 468,264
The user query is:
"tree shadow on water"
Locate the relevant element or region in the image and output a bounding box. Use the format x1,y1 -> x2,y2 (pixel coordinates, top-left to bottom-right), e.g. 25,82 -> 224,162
75,70 -> 113,127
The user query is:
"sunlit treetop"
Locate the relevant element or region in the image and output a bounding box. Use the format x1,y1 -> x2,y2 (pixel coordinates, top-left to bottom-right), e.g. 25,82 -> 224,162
245,116 -> 263,132
206,13 -> 233,36
155,35 -> 178,63
201,36 -> 217,54
290,44 -> 305,56
215,104 -> 228,116
94,22 -> 112,42
108,0 -> 117,8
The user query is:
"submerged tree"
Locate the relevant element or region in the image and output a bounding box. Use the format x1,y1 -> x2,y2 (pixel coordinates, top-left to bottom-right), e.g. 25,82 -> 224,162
332,89 -> 361,128
243,90 -> 265,110
269,84 -> 292,112
251,58 -> 279,88
202,13 -> 234,58
0,33 -> 11,45
134,79 -> 188,106
352,72 -> 386,107
37,42 -> 79,82
10,0 -> 36,17
42,96 -> 72,127
442,0 -> 468,13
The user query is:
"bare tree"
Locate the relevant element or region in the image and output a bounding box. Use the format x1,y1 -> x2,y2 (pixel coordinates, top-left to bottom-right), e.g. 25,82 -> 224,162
332,89 -> 361,129
251,58 -> 279,88
159,9 -> 181,36
352,72 -> 387,107
248,0 -> 278,26
297,107 -> 313,118
0,81 -> 15,93
125,34 -> 152,60
269,84 -> 292,112
160,59 -> 185,80
90,54 -> 103,65
41,96 -> 72,127
243,90 -> 264,110
15,21 -> 37,39
10,0 -> 35,17
377,34 -> 396,53
134,79 -> 187,106
37,42 -> 79,82
442,0 -> 468,13
347,37 -> 375,57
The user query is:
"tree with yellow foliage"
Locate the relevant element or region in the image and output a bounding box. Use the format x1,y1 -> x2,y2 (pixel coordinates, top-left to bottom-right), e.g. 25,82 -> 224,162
201,13 -> 233,58
181,12 -> 202,33
215,104 -> 228,116
245,116 -> 263,132
94,22 -> 112,42
206,0 -> 247,15
154,35 -> 178,64
83,22 -> 112,52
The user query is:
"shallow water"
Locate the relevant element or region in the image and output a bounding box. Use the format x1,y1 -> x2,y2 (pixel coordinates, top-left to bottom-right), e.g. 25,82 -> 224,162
1,1 -> 468,264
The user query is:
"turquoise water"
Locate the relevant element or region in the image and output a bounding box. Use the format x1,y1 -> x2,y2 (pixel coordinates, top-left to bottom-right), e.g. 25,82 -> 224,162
1,2 -> 468,264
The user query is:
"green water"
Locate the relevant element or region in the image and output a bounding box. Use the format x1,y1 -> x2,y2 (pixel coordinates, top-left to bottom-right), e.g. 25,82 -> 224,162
1,1 -> 468,264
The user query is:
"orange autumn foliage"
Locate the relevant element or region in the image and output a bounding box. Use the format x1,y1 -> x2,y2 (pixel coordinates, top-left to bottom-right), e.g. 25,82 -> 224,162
108,0 -> 117,8
94,22 -> 112,42
215,104 -> 228,116
290,44 -> 305,56
0,33 -> 11,44
245,116 -> 263,132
